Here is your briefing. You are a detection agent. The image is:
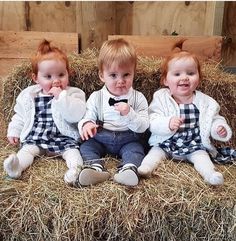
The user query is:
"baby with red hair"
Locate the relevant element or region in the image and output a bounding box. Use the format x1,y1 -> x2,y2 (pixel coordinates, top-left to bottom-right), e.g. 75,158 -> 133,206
4,39 -> 86,185
138,41 -> 234,185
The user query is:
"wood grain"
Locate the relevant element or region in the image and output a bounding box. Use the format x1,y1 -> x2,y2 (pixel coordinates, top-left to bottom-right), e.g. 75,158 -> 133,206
0,31 -> 80,78
108,35 -> 222,62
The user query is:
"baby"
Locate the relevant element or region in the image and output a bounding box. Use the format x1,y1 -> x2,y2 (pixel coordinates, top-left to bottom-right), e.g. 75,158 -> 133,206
4,39 -> 86,185
77,38 -> 149,187
138,45 -> 232,185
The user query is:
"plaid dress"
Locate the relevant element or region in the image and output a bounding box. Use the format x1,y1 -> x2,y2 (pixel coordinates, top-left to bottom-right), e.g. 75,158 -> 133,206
23,95 -> 79,154
158,103 -> 236,163
159,103 -> 205,159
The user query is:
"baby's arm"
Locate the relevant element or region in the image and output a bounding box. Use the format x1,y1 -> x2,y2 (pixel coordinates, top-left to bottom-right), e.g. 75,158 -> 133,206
123,92 -> 149,133
211,116 -> 232,141
211,114 -> 232,142
198,92 -> 232,142
7,93 -> 26,145
54,87 -> 86,123
78,91 -> 100,138
149,90 -> 177,136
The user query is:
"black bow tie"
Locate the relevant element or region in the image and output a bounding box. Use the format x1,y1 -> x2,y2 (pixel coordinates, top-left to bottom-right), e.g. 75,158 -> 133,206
108,97 -> 128,106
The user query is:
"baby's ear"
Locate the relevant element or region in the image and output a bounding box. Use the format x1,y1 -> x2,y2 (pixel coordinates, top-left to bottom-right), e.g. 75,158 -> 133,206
163,78 -> 168,87
32,73 -> 38,83
98,71 -> 105,83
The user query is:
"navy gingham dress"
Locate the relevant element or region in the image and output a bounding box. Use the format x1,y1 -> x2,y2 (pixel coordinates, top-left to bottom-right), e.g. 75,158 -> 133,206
159,103 -> 236,163
159,103 -> 205,159
23,95 -> 79,154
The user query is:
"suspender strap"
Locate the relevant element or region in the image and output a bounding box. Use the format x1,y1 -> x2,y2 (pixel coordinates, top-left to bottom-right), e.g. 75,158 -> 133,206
96,90 -> 104,129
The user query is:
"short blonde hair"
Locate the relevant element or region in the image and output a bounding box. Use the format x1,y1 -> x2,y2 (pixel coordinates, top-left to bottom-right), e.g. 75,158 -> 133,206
98,38 -> 137,73
31,39 -> 69,75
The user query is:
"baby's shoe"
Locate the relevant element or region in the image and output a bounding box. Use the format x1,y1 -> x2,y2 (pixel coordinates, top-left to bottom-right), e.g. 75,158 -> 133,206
138,164 -> 153,177
205,171 -> 224,186
76,164 -> 110,186
64,167 -> 82,186
4,154 -> 22,179
113,164 -> 139,186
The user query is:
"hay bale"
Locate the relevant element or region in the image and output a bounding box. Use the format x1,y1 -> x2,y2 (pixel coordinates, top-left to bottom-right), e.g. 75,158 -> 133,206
1,148 -> 236,241
1,49 -> 236,241
2,49 -> 236,146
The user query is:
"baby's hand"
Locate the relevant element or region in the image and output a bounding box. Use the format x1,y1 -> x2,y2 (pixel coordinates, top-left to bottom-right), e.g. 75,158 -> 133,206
169,116 -> 184,131
81,121 -> 99,141
114,102 -> 130,116
216,125 -> 227,138
8,136 -> 19,145
48,86 -> 63,99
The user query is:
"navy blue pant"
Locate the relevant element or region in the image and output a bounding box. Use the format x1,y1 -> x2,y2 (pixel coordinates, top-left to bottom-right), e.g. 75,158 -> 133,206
80,129 -> 145,167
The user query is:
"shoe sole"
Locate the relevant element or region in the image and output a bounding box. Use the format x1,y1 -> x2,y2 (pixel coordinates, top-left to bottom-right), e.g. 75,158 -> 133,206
78,168 -> 110,186
114,169 -> 139,186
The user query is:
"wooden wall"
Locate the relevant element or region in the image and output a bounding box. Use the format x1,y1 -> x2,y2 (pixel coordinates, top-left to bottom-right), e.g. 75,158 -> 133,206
222,1 -> 236,66
0,1 -> 235,66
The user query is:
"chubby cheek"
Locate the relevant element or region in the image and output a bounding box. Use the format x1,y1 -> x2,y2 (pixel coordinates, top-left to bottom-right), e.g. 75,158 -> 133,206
61,79 -> 69,89
41,82 -> 52,93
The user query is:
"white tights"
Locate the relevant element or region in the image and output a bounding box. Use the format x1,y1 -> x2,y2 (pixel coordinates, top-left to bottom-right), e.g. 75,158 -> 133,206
4,145 -> 83,185
138,147 -> 224,185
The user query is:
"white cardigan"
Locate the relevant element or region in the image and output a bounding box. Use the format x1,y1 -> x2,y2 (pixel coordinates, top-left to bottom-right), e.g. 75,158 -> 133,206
148,88 -> 232,157
7,84 -> 86,141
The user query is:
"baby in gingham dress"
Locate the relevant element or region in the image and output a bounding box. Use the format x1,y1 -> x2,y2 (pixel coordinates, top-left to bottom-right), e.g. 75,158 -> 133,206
4,39 -> 86,185
138,43 -> 233,186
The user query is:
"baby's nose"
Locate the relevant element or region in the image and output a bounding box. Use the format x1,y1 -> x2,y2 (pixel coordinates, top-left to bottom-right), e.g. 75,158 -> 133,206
182,75 -> 189,81
52,79 -> 61,87
117,77 -> 125,83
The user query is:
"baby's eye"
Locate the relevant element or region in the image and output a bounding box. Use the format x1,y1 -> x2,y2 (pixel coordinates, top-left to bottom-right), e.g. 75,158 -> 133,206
188,72 -> 195,76
45,74 -> 51,79
174,73 -> 180,76
110,73 -> 117,78
59,73 -> 65,77
123,73 -> 130,77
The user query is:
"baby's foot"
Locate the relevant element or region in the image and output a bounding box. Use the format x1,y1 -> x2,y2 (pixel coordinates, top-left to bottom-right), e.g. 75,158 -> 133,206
4,154 -> 22,178
76,164 -> 110,186
205,172 -> 224,186
114,165 -> 139,186
138,164 -> 153,177
64,168 -> 81,185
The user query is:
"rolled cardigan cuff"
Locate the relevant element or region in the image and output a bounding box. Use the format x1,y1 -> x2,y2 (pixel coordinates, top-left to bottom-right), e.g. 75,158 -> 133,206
211,122 -> 232,142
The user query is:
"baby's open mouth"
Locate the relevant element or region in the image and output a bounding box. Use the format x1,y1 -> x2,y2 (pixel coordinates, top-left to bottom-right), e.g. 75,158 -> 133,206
178,83 -> 189,87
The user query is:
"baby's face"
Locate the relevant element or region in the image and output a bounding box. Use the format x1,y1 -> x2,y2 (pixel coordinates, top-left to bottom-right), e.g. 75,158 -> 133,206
33,59 -> 69,95
164,57 -> 199,101
99,62 -> 135,96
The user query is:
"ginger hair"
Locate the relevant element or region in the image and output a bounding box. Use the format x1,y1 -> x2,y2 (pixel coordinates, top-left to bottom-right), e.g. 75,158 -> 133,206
160,39 -> 202,85
98,38 -> 137,74
31,39 -> 70,75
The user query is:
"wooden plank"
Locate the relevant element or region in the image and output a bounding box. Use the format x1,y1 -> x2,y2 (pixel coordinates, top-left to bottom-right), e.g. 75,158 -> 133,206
222,1 -> 236,66
204,2 -> 225,35
0,31 -> 80,79
75,2 -> 116,50
28,2 -> 77,32
115,2 -> 223,36
108,35 -> 223,62
0,2 -> 25,31
0,31 -> 80,59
